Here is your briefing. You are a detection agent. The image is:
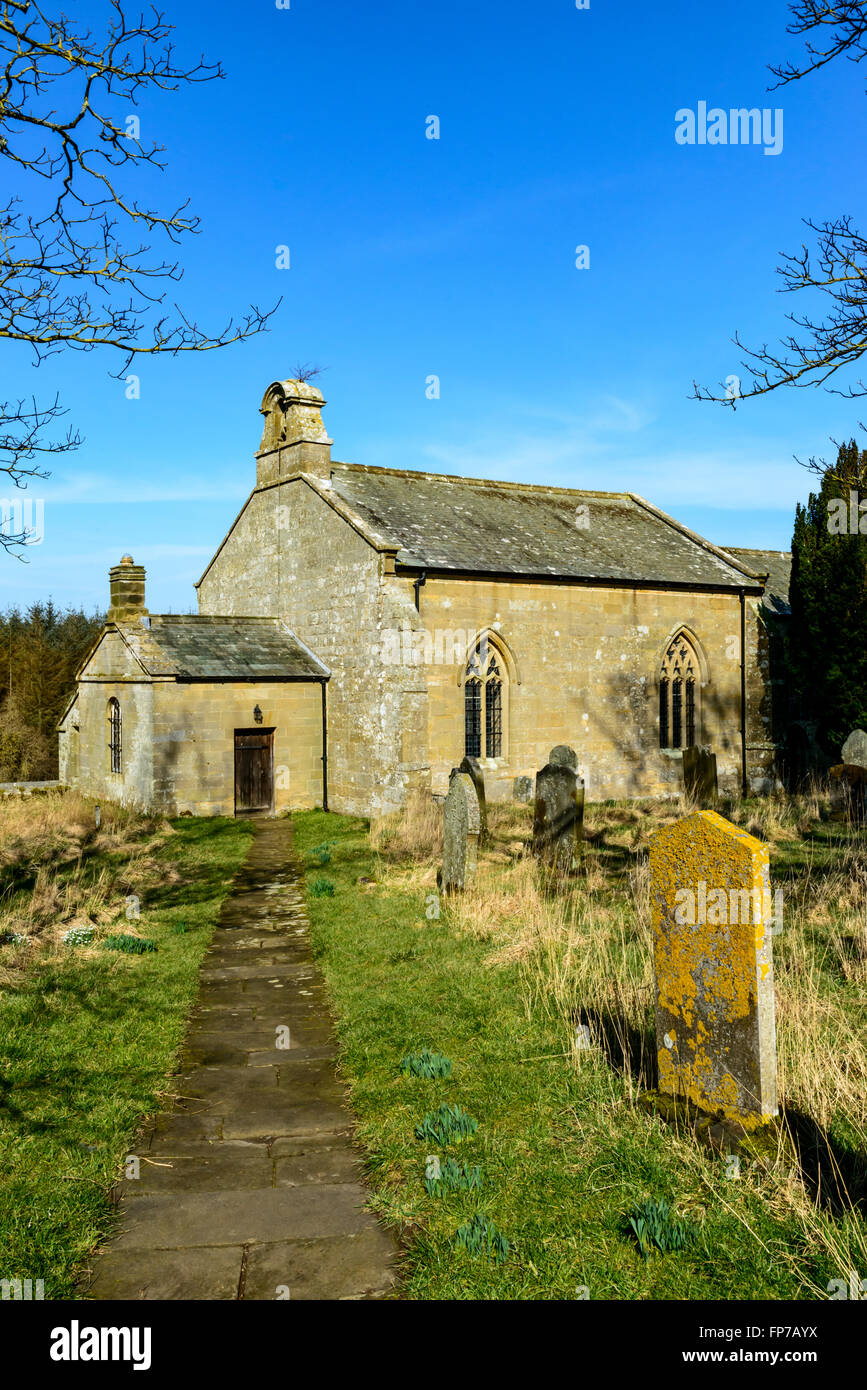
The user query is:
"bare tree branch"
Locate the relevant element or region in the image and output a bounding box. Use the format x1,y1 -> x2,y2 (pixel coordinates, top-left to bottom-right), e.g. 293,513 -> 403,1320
769,0 -> 867,90
692,216 -> 867,407
292,362 -> 326,383
0,0 -> 279,554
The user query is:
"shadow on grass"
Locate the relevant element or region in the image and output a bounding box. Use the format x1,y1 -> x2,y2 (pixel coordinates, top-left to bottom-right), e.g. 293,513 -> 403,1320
0,963 -> 183,1144
577,1005 -> 658,1092
576,1010 -> 866,1219
783,1109 -> 867,1217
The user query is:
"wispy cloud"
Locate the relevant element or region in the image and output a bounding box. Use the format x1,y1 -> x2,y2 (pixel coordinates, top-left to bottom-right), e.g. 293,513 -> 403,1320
34,472 -> 247,505
407,402 -> 802,511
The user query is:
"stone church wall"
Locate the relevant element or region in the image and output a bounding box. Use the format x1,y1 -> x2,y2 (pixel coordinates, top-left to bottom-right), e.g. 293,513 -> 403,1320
417,574 -> 766,802
59,631 -> 155,810
197,477 -> 420,816
150,680 -> 323,817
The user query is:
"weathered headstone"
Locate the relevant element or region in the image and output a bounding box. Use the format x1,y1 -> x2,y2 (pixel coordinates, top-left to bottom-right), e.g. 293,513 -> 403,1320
532,760 -> 584,873
458,755 -> 488,844
829,763 -> 867,823
649,810 -> 778,1128
512,775 -> 533,803
841,729 -> 867,770
438,770 -> 480,894
549,744 -> 578,770
682,745 -> 718,808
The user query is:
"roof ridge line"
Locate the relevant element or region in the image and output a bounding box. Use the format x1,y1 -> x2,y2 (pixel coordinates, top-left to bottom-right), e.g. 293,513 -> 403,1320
332,460 -> 631,499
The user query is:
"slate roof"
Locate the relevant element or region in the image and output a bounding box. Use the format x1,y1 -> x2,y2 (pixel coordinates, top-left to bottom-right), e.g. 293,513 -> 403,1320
115,616 -> 328,681
723,548 -> 792,614
327,464 -> 764,590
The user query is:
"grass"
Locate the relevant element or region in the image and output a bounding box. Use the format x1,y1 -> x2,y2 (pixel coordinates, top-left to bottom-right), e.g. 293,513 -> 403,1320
0,792 -> 252,1297
294,790 -> 867,1300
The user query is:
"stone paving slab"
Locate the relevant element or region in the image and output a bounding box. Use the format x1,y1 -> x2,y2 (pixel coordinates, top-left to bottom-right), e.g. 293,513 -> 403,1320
124,1144 -> 274,1194
243,1230 -> 398,1301
87,1246 -> 244,1301
220,1097 -> 353,1142
111,1184 -> 378,1251
171,1059 -> 343,1100
82,818 -> 398,1300
194,979 -> 328,1010
199,961 -> 318,983
181,1038 -> 336,1069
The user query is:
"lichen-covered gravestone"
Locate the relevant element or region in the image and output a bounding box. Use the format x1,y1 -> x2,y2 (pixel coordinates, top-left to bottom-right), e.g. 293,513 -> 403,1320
649,810 -> 777,1127
682,745 -> 718,808
532,748 -> 584,873
841,729 -> 867,769
438,770 -> 481,894
458,755 -> 488,845
512,774 -> 533,803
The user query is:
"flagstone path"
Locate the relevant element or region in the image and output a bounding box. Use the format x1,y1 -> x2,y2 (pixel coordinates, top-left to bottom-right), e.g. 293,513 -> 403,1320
83,818 -> 398,1300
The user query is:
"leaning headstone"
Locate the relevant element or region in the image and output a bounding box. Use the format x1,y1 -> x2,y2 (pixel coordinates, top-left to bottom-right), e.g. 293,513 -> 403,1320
649,810 -> 777,1127
438,770 -> 480,894
532,760 -> 584,873
549,744 -> 578,770
458,755 -> 488,845
682,745 -> 718,808
512,775 -> 533,803
841,729 -> 867,770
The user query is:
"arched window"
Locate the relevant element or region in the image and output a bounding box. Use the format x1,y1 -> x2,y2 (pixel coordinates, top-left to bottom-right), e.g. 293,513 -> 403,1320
464,639 -> 505,758
108,698 -> 122,773
659,633 -> 699,750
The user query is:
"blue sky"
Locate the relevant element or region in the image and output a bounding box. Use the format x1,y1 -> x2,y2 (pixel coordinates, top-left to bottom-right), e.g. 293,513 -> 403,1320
3,0 -> 866,613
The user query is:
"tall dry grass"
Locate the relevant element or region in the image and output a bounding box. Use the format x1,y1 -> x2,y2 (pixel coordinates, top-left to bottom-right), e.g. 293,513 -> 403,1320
0,790 -> 172,973
370,791 -> 443,864
374,785 -> 866,1265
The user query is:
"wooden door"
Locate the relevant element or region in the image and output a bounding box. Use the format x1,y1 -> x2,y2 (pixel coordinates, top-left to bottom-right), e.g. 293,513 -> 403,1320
234,729 -> 274,814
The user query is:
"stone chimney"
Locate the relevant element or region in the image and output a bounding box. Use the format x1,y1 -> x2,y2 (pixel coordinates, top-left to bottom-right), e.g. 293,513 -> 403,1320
256,378 -> 333,485
108,555 -> 149,623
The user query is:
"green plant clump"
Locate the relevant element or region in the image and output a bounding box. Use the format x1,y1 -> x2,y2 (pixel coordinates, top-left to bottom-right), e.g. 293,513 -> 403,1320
101,934 -> 158,955
415,1102 -> 478,1146
400,1048 -> 453,1079
425,1157 -> 482,1197
626,1198 -> 692,1258
453,1212 -> 509,1264
309,877 -> 335,898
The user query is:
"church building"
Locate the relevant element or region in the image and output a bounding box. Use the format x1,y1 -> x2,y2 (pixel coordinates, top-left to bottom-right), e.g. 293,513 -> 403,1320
58,378 -> 788,817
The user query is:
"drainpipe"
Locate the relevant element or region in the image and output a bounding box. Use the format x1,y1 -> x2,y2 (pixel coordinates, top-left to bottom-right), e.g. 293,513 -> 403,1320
413,571 -> 426,611
320,679 -> 329,812
740,591 -> 748,798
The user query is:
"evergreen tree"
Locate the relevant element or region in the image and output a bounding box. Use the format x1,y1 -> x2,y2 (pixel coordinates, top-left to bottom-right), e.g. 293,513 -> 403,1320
789,439 -> 867,755
0,603 -> 103,780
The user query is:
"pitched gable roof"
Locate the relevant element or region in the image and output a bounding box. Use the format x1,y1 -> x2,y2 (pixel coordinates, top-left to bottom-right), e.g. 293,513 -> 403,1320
95,617 -> 328,681
327,464 -> 764,590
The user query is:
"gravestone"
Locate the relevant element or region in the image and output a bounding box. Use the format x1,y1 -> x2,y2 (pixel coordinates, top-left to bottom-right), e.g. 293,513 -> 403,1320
532,759 -> 584,873
841,729 -> 867,770
649,810 -> 778,1127
682,745 -> 718,808
549,744 -> 578,770
458,755 -> 488,845
829,764 -> 867,823
438,770 -> 481,894
512,775 -> 533,803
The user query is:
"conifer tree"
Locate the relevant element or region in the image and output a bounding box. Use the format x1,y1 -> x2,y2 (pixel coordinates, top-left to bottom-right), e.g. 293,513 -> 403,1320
789,439 -> 867,754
